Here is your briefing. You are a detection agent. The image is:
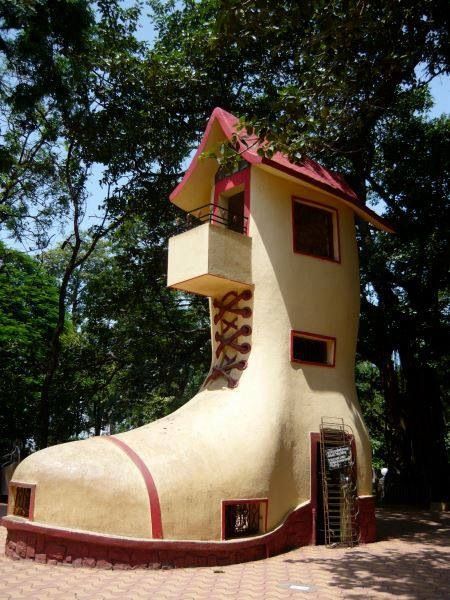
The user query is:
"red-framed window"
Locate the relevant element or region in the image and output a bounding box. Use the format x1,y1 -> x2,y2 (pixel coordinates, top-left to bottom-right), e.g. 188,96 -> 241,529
291,330 -> 336,367
214,166 -> 251,236
292,197 -> 340,262
221,498 -> 268,540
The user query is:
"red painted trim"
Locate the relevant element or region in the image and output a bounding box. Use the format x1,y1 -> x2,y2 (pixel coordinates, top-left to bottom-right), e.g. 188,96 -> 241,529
221,498 -> 269,540
2,489 -> 375,567
310,433 -> 320,518
169,107 -> 393,233
214,167 -> 251,236
170,108 -> 259,204
291,197 -> 341,264
105,436 -> 163,539
358,496 -> 377,543
265,157 -> 355,209
291,330 -> 337,368
263,157 -> 394,233
8,482 -> 36,521
2,499 -> 314,568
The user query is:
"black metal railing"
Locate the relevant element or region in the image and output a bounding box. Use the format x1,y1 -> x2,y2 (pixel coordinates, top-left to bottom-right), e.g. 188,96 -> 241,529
181,203 -> 248,235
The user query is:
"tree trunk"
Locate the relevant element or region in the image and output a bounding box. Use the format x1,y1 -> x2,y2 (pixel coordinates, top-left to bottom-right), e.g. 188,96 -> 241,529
37,260 -> 78,449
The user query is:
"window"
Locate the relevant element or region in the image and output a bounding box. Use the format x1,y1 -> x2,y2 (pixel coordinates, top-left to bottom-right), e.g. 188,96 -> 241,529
222,499 -> 268,539
292,198 -> 339,261
291,331 -> 336,367
214,166 -> 250,236
12,486 -> 31,518
226,191 -> 245,233
8,483 -> 35,520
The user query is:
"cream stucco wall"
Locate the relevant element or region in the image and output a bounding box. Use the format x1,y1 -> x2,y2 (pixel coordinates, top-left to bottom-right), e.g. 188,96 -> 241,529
11,164 -> 372,543
167,222 -> 253,295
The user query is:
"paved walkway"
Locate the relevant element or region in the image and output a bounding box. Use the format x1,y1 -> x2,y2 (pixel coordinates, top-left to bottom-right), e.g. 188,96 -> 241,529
0,508 -> 448,599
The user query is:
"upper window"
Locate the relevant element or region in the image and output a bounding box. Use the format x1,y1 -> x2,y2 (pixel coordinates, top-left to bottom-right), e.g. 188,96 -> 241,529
291,331 -> 336,367
292,198 -> 339,262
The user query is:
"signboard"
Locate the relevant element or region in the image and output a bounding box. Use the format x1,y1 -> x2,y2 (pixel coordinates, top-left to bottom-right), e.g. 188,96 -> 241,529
325,446 -> 351,470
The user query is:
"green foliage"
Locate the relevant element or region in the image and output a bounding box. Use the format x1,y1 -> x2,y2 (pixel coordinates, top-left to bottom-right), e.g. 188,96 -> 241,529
151,0 -> 449,171
355,360 -> 386,472
0,0 -> 448,502
0,0 -> 94,110
358,100 -> 450,500
41,220 -> 210,441
0,241 -> 58,453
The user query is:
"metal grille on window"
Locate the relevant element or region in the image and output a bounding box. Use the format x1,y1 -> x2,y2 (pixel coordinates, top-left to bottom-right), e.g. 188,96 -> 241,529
13,487 -> 31,518
225,502 -> 260,539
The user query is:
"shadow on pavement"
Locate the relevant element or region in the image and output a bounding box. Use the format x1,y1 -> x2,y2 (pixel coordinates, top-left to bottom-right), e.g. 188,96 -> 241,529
376,507 -> 450,546
284,508 -> 450,599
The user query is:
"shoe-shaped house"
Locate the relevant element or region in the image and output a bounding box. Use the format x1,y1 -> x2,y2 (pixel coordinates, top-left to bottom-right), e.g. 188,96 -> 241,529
3,108 -> 392,568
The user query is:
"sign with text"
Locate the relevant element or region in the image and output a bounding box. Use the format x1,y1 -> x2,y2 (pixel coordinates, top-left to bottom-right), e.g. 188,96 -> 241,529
325,446 -> 351,470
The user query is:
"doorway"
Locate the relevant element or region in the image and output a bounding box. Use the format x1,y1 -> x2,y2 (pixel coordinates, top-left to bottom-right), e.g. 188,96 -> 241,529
311,422 -> 359,547
227,191 -> 245,233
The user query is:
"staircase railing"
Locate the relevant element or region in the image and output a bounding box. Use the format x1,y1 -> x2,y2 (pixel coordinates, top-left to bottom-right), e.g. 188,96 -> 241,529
319,417 -> 360,547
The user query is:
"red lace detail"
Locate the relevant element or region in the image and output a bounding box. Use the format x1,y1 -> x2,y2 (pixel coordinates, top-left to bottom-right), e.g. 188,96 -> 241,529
206,290 -> 252,389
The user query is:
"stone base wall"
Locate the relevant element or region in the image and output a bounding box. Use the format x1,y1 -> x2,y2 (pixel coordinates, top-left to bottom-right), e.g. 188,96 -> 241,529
3,498 -> 375,569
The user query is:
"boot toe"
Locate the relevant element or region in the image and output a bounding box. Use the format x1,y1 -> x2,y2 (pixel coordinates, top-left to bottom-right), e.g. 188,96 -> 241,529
10,436 -> 152,538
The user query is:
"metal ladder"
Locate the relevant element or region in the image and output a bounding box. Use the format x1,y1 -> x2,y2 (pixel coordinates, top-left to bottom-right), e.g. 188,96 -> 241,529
319,417 -> 359,547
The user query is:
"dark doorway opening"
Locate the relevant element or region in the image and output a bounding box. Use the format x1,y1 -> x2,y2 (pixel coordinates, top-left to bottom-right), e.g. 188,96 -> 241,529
315,436 -> 348,546
227,191 -> 245,234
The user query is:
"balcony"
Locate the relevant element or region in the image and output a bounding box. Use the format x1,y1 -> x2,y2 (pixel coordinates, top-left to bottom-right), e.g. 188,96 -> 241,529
182,203 -> 248,236
167,219 -> 252,297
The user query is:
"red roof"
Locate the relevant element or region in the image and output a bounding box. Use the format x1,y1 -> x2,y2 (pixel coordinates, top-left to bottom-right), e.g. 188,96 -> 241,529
170,107 -> 393,232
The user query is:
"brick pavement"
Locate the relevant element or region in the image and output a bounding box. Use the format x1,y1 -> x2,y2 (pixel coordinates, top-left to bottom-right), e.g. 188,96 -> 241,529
0,508 -> 448,599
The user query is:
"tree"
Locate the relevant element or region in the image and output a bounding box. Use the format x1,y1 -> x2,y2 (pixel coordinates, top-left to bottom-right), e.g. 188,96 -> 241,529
42,220 -> 210,442
0,241 -> 58,454
355,360 -> 386,472
1,0 -> 200,447
149,0 -> 449,501
358,103 -> 450,503
1,0 -> 448,505
0,0 -> 94,230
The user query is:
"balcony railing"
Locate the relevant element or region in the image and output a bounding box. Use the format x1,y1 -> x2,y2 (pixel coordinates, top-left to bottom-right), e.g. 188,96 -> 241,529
180,203 -> 248,235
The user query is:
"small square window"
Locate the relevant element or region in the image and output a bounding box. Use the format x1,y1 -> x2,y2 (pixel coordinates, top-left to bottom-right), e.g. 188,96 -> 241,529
291,331 -> 336,367
292,199 -> 339,261
223,500 -> 268,539
13,486 -> 31,518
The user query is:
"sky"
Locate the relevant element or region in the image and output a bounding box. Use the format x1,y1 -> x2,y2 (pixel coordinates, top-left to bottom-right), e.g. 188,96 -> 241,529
428,74 -> 450,118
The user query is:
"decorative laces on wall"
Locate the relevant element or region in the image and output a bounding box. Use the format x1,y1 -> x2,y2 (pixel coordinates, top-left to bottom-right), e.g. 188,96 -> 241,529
205,289 -> 252,389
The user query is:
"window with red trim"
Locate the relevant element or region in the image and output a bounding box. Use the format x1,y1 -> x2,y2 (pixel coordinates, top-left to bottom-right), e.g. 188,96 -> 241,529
222,499 -> 268,539
214,166 -> 251,236
291,331 -> 336,367
292,199 -> 339,261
